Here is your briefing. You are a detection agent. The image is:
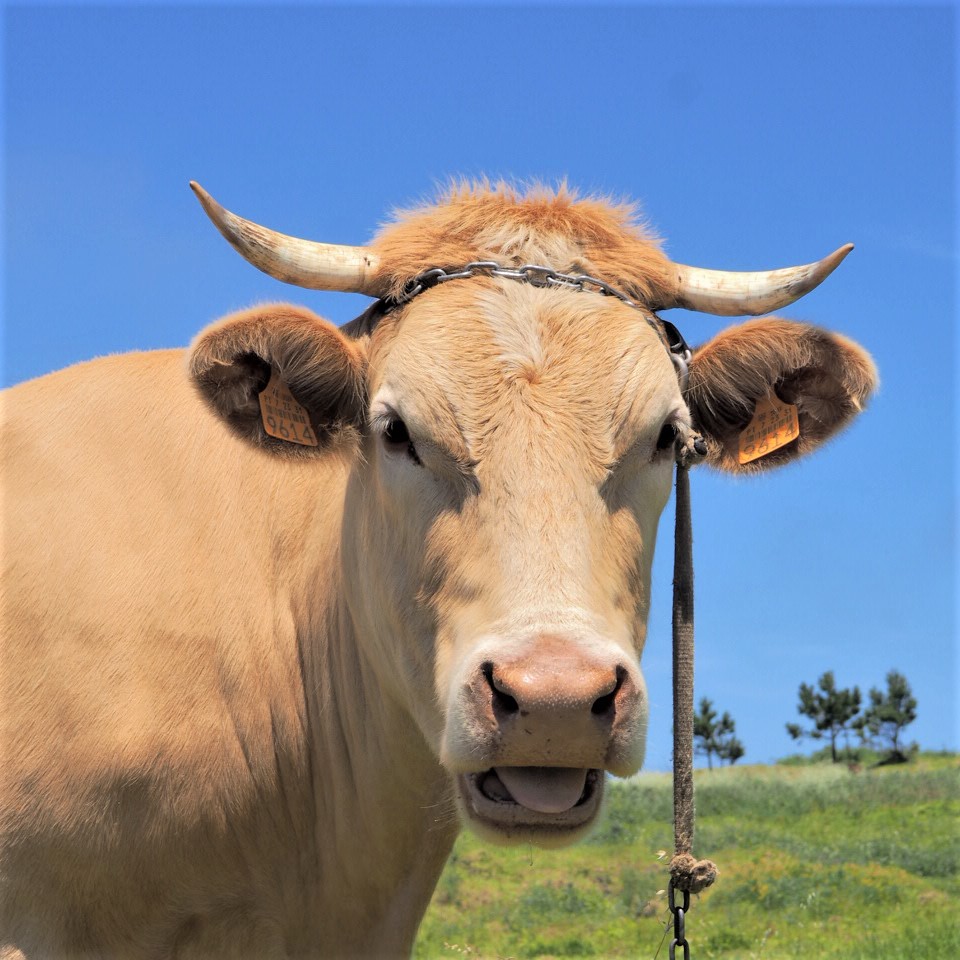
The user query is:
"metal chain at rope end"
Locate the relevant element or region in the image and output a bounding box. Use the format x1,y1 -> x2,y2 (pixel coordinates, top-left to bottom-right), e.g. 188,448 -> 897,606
666,859 -> 718,958
667,880 -> 690,960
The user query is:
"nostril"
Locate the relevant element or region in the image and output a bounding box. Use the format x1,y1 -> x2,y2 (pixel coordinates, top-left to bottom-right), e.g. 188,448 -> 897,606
482,661 -> 519,716
591,666 -> 626,716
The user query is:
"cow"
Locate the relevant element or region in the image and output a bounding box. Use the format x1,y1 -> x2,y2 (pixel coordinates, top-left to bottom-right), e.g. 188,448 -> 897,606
0,181 -> 876,958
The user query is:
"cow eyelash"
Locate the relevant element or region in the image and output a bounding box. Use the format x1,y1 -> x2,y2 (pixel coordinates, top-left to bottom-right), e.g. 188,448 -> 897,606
377,416 -> 422,466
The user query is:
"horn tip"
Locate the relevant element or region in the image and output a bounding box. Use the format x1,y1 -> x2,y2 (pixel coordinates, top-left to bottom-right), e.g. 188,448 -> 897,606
823,242 -> 855,275
189,180 -> 213,205
189,182 -> 226,225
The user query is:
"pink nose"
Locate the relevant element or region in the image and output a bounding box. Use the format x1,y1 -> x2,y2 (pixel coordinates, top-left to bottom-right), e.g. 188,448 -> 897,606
484,644 -> 623,718
466,634 -> 641,770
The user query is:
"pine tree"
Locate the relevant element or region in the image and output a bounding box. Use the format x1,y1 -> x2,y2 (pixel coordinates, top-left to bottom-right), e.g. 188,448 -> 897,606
785,671 -> 861,763
856,670 -> 917,763
694,697 -> 743,769
718,735 -> 745,766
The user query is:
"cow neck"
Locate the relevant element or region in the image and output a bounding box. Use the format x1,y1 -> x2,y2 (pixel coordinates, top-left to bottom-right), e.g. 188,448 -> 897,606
293,580 -> 458,952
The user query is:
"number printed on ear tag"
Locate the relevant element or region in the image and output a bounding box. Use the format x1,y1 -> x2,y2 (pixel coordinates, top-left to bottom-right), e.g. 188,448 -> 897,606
738,393 -> 799,464
259,372 -> 318,447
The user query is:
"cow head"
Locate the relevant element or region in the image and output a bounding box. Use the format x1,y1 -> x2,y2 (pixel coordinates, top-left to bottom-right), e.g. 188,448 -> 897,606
189,183 -> 876,845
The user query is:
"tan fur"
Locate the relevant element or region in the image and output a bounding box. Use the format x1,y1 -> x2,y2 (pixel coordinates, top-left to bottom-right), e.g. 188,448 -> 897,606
1,345 -> 455,957
0,184 -> 876,957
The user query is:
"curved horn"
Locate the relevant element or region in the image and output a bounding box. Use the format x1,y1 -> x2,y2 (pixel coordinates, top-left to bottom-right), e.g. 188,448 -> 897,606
657,244 -> 854,316
190,182 -> 384,297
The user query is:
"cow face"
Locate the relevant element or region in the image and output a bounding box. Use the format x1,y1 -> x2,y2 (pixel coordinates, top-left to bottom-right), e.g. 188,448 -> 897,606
190,288 -> 875,846
345,279 -> 685,844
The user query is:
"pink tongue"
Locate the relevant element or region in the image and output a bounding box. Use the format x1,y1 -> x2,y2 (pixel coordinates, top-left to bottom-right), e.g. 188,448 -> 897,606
493,767 -> 588,814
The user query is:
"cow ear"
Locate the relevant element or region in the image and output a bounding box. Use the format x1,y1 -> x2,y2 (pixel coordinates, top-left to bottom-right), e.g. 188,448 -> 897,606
686,318 -> 877,473
189,303 -> 366,454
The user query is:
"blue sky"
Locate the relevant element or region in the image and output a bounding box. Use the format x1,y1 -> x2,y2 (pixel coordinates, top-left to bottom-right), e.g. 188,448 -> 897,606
3,1 -> 956,771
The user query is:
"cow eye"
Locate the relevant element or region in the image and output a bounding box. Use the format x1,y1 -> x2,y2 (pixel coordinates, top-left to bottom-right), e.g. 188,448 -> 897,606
381,418 -> 422,465
383,418 -> 410,445
656,422 -> 678,452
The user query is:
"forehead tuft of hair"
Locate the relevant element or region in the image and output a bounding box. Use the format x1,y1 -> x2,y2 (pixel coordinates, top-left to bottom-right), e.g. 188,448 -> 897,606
370,180 -> 675,308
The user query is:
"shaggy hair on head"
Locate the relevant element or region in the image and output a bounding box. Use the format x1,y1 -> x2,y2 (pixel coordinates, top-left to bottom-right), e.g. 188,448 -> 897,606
370,180 -> 675,308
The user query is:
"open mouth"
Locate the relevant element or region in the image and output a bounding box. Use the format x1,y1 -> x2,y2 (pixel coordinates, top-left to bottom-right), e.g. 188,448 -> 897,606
457,766 -> 604,834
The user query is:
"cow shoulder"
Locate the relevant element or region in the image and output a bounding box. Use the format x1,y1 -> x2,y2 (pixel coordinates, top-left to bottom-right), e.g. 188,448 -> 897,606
686,317 -> 877,472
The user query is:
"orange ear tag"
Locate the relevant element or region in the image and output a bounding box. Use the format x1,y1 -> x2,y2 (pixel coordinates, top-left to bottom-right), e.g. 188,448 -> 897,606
738,393 -> 799,465
259,371 -> 318,447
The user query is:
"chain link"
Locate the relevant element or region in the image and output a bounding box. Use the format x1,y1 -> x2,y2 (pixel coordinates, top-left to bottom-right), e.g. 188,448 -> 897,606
393,261 -> 643,310
668,880 -> 691,959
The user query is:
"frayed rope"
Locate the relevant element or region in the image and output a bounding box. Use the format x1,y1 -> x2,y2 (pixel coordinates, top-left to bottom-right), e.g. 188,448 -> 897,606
669,852 -> 718,895
671,465 -> 718,897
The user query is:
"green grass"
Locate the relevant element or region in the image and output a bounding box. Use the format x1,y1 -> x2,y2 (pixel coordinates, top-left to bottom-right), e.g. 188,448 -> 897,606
414,754 -> 959,959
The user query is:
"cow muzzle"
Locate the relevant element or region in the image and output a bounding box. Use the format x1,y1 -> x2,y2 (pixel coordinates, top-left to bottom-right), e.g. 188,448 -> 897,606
443,633 -> 646,842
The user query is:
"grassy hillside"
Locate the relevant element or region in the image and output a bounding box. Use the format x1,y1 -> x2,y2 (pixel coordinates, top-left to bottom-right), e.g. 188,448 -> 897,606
414,754 -> 958,959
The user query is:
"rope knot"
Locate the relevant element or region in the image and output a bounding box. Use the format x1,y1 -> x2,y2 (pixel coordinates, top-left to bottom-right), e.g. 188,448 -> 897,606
669,852 -> 718,895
